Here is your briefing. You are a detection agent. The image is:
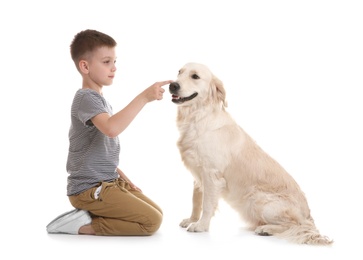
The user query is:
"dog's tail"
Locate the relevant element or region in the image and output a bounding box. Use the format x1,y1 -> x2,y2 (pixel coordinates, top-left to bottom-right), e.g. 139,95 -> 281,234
276,220 -> 333,245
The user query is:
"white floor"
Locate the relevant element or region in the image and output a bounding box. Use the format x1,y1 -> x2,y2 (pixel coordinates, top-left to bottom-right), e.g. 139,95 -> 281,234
6,198 -> 362,260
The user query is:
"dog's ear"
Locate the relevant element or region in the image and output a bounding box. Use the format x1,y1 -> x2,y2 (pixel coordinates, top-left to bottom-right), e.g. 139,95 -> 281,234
211,75 -> 228,108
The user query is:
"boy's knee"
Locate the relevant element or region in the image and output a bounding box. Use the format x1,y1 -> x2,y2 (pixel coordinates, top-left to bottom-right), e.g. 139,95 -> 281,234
145,212 -> 163,235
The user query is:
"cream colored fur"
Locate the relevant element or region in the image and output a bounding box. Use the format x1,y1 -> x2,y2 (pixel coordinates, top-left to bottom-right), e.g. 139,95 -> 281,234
169,62 -> 333,245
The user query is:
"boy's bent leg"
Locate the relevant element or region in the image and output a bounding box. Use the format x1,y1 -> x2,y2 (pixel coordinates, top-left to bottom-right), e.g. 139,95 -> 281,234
69,180 -> 162,236
93,216 -> 160,236
129,188 -> 163,215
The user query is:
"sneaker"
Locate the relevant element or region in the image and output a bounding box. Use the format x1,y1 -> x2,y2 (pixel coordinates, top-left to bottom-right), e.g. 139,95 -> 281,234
46,209 -> 92,235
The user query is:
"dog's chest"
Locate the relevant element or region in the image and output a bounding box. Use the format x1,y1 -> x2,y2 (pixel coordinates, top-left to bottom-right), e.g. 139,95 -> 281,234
176,119 -> 219,160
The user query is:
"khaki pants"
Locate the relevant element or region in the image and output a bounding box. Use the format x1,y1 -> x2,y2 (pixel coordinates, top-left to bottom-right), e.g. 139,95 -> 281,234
69,178 -> 163,236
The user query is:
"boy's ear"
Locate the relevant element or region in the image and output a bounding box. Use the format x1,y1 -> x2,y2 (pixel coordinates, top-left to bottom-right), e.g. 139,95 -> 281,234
79,60 -> 89,74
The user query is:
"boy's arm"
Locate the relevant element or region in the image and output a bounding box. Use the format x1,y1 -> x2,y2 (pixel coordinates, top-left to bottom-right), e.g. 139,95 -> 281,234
91,80 -> 171,138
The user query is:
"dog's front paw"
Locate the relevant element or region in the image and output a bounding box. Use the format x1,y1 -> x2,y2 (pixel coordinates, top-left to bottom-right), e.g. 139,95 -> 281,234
179,218 -> 195,228
186,221 -> 209,232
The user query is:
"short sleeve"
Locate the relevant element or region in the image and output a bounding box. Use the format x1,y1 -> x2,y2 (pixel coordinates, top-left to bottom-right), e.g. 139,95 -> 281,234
77,91 -> 108,126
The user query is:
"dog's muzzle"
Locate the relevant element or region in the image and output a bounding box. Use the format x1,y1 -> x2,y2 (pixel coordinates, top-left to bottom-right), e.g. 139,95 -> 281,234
169,82 -> 198,104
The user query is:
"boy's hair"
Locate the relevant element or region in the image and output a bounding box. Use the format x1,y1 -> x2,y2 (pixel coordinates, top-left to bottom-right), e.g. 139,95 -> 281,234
70,29 -> 117,70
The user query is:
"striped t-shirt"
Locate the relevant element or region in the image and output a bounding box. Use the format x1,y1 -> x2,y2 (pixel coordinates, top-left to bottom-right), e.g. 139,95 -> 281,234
66,88 -> 119,196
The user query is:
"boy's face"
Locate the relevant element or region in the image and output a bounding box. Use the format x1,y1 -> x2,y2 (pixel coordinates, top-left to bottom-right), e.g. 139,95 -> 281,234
86,46 -> 117,86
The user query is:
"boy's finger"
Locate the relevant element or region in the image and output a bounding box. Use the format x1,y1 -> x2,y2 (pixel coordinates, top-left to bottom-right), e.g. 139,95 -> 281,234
159,80 -> 173,86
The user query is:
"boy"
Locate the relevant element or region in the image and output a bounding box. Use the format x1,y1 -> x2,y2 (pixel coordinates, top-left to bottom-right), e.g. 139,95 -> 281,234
46,29 -> 172,235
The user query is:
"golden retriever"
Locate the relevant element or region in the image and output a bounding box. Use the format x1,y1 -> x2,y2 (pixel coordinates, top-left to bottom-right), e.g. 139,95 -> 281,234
168,62 -> 333,245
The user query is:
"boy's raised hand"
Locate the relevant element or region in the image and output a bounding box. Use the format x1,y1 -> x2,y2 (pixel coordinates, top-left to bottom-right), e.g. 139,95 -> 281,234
143,80 -> 173,102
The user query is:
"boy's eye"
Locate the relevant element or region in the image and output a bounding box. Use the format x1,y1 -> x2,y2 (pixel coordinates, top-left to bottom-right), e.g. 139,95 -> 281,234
103,60 -> 116,64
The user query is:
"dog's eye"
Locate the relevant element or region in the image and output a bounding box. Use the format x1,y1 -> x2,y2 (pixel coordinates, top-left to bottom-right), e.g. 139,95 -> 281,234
191,74 -> 200,79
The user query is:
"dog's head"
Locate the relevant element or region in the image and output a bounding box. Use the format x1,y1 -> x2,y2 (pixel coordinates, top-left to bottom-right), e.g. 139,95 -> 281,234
169,63 -> 227,108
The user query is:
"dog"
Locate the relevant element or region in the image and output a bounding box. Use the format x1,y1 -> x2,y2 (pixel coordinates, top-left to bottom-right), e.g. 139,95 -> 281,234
168,62 -> 333,245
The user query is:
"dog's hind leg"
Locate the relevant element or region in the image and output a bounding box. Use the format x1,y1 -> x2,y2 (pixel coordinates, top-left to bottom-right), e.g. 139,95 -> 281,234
254,207 -> 333,244
253,200 -> 303,237
186,170 -> 226,232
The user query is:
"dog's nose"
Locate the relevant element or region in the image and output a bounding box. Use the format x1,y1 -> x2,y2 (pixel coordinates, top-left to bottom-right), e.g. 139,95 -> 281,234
169,82 -> 180,93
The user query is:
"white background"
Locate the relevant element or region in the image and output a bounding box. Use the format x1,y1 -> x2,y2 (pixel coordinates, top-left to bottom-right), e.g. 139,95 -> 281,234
1,0 -> 362,259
